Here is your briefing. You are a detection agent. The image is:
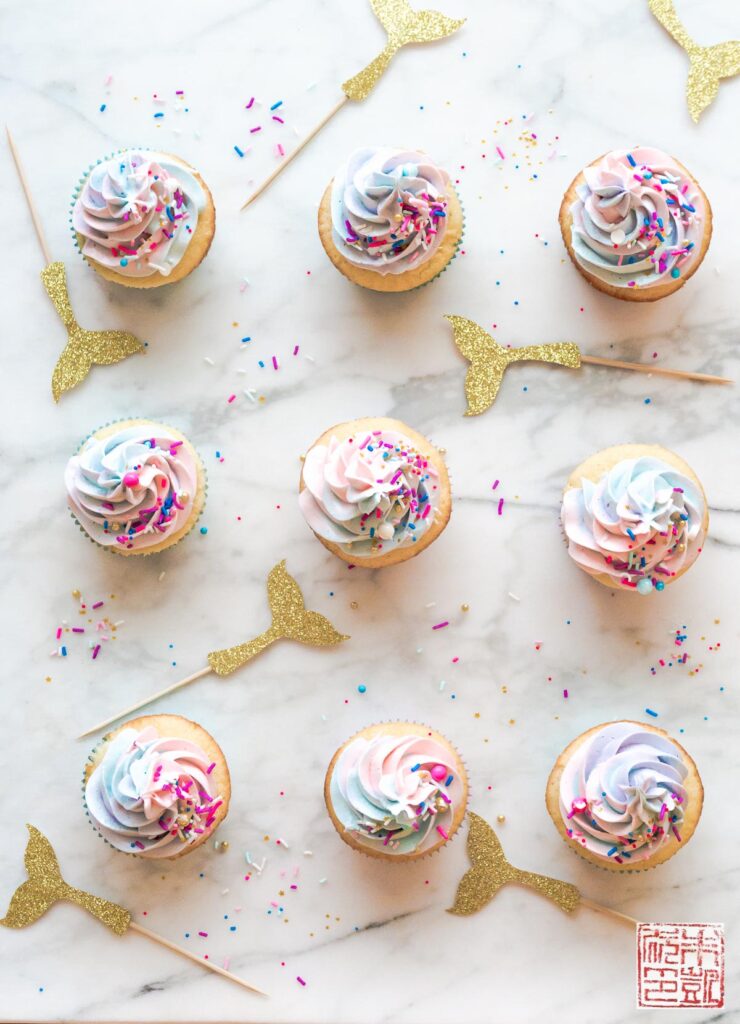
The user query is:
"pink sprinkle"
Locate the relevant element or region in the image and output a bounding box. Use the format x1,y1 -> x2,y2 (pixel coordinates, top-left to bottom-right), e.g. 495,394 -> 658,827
270,901 -> 279,908
272,115 -> 284,123
496,146 -> 505,160
497,498 -> 504,515
250,125 -> 261,133
290,884 -> 298,890
272,355 -> 279,370
276,143 -> 285,157
659,802 -> 667,820
293,344 -> 299,355
72,627 -> 84,634
175,90 -> 184,95
92,644 -> 101,660
198,931 -> 208,937
672,825 -> 682,842
492,479 -> 499,490
223,957 -> 230,971
206,762 -> 216,774
134,840 -> 145,850
92,600 -> 104,610
297,976 -> 306,987
245,97 -> 255,109
55,627 -> 62,640
436,825 -> 449,840
227,394 -> 236,403
563,689 -> 568,698
432,621 -> 449,630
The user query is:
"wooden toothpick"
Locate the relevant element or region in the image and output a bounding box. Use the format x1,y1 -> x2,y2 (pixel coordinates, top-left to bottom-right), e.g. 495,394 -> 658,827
6,126 -> 52,263
580,354 -> 731,385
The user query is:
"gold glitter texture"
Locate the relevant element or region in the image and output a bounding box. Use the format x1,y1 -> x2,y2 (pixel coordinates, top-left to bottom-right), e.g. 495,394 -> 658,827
1,825 -> 130,935
648,0 -> 740,121
445,315 -> 581,416
342,0 -> 465,101
41,262 -> 144,402
207,560 -> 349,676
447,813 -> 581,916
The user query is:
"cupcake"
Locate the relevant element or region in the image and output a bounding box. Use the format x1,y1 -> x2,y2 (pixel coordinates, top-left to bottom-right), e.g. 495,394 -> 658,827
545,721 -> 703,871
71,149 -> 215,288
65,419 -> 206,556
83,714 -> 230,859
298,416 -> 451,568
324,722 -> 468,861
318,147 -> 463,292
559,146 -> 711,301
561,444 -> 708,594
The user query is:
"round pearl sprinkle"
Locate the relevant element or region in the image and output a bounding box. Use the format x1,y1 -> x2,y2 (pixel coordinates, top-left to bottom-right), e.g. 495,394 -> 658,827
122,472 -> 140,488
357,684 -> 366,694
636,578 -> 653,596
430,764 -> 447,782
655,580 -> 665,592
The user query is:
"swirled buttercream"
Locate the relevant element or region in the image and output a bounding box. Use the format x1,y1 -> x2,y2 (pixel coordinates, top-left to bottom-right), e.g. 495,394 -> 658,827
299,428 -> 440,557
329,732 -> 463,854
568,147 -> 705,291
72,150 -> 205,279
559,722 -> 689,863
562,455 -> 706,593
66,424 -> 199,551
85,725 -> 223,857
330,147 -> 450,275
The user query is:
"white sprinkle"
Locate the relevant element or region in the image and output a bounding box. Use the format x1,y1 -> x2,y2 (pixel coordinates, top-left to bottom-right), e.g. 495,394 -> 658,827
221,888 -> 230,896
158,571 -> 166,582
319,877 -> 327,884
277,837 -> 290,849
439,680 -> 446,691
306,81 -> 317,91
321,714 -> 327,721
303,850 -> 313,857
425,601 -> 436,609
204,356 -> 215,366
236,368 -> 248,374
244,851 -> 252,864
113,620 -> 125,627
416,647 -> 423,654
508,592 -> 521,602
244,389 -> 257,403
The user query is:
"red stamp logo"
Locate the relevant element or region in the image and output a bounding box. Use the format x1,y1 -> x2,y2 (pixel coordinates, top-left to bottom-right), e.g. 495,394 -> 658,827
637,923 -> 724,1008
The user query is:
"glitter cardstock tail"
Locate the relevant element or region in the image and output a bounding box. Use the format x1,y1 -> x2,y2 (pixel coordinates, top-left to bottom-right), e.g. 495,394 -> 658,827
6,128 -> 145,401
78,560 -> 349,738
1,825 -> 267,996
241,0 -> 465,209
445,315 -> 731,417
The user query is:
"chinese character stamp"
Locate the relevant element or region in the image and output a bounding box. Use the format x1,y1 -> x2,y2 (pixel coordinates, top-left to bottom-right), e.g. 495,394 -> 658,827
637,923 -> 724,1008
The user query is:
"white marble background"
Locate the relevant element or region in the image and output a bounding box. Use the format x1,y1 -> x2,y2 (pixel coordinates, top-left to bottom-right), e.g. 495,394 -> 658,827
1,0 -> 739,1021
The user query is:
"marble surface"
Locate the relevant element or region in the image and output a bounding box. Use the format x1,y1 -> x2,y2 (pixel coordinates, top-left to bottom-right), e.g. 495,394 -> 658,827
1,0 -> 739,1021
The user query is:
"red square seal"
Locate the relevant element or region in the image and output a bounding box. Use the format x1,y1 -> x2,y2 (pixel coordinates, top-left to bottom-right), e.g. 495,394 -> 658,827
637,923 -> 724,1008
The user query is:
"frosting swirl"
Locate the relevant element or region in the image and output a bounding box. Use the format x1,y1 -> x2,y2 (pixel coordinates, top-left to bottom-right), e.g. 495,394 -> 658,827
299,428 -> 440,557
65,424 -> 199,552
329,732 -> 463,854
330,147 -> 450,275
559,722 -> 689,863
85,725 -> 223,857
569,147 -> 705,291
72,150 -> 205,279
562,455 -> 706,593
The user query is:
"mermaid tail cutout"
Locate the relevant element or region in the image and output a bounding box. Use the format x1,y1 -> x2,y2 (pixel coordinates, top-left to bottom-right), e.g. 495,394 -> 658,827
207,561 -> 349,676
648,0 -> 740,121
447,813 -> 581,916
445,315 -> 581,416
342,0 -> 465,101
1,825 -> 130,935
41,262 -> 144,401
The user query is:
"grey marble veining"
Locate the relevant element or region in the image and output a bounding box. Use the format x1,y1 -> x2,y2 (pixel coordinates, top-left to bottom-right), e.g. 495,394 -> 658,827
1,0 -> 739,1021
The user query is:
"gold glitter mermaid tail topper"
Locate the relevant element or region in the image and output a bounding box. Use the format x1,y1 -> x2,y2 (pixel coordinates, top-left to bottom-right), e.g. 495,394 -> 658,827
342,0 -> 466,100
648,0 -> 740,121
78,560 -> 349,738
446,314 -> 732,416
448,814 -> 581,916
2,825 -> 266,994
241,0 -> 464,209
43,263 -> 144,402
448,814 -> 640,928
6,128 -> 144,401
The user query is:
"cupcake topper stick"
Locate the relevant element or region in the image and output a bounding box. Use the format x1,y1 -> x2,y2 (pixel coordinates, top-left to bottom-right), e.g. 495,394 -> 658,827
2,825 -> 267,996
448,813 -> 639,927
240,0 -> 465,210
446,315 -> 732,417
77,561 -> 349,739
647,0 -> 740,121
6,127 -> 145,402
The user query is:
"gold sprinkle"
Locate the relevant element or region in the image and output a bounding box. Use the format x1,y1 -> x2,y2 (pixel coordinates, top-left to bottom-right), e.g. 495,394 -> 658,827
461,603 -> 470,612
497,815 -> 506,824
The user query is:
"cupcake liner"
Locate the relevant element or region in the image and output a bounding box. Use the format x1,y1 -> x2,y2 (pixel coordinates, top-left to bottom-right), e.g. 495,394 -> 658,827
324,719 -> 470,863
67,417 -> 208,557
545,720 -> 703,873
82,714 -> 230,861
70,148 -> 215,288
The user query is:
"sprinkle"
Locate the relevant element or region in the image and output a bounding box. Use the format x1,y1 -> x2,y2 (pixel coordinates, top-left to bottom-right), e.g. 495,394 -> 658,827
318,877 -> 327,884
436,825 -> 449,840
206,762 -> 216,774
204,357 -> 215,366
645,708 -> 658,717
563,689 -> 568,698
92,644 -> 101,660
198,931 -> 208,937
432,621 -> 449,630
99,103 -> 106,113
153,112 -> 164,119
672,825 -> 682,842
607,845 -> 618,857
250,126 -> 262,134
497,498 -> 504,515
272,356 -> 279,370
293,344 -> 299,355
92,601 -> 104,610
272,115 -> 284,124
227,394 -> 236,403
270,100 -> 283,110
496,146 -> 506,160
297,976 -> 306,987
234,145 -> 245,158
508,592 -> 521,601
276,837 -> 290,849
245,97 -> 255,109
276,143 -> 285,157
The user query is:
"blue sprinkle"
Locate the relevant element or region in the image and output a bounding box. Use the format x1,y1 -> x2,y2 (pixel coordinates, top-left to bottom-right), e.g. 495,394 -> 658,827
241,336 -> 251,343
270,100 -> 283,110
200,527 -> 208,535
120,258 -> 128,267
644,398 -> 651,404
61,646 -> 67,657
627,153 -> 636,166
229,925 -> 237,931
671,268 -> 680,279
626,528 -> 636,541
411,763 -> 421,772
607,846 -> 618,857
445,774 -> 453,786
234,145 -> 244,157
153,112 -> 164,119
99,104 -> 106,113
258,360 -> 265,367
645,708 -> 658,717
358,684 -> 366,694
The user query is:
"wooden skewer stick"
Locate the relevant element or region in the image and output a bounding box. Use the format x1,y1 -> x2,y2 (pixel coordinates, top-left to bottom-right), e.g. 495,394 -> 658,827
128,922 -> 267,996
241,96 -> 348,210
6,126 -> 52,264
579,897 -> 640,928
77,666 -> 213,739
581,354 -> 732,385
